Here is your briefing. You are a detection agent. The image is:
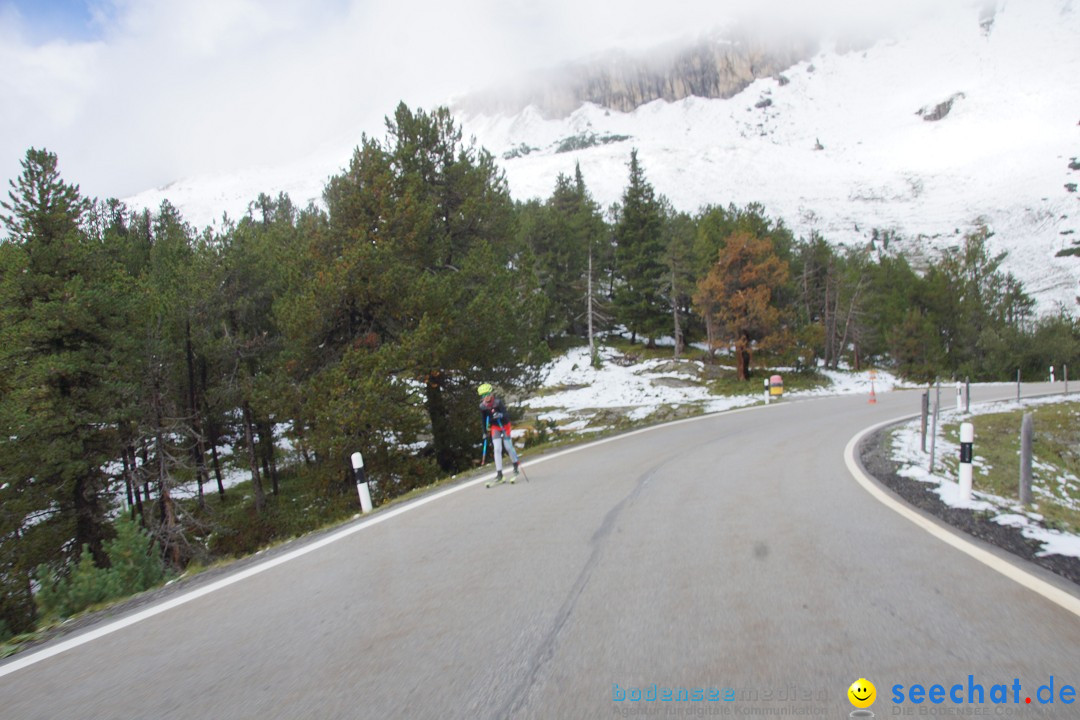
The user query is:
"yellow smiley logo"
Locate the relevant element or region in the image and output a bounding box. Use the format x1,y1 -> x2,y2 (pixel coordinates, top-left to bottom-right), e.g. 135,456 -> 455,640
848,678 -> 876,708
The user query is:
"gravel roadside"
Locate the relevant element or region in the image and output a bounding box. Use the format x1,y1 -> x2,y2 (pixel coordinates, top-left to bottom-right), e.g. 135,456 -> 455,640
859,427 -> 1080,586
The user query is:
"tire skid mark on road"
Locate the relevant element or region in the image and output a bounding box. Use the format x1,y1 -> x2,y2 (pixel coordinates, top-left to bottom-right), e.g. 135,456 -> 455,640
496,459 -> 667,718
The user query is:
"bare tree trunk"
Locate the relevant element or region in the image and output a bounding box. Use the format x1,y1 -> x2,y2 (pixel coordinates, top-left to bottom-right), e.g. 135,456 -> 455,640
736,334 -> 752,381
801,253 -> 812,325
209,443 -> 226,499
126,445 -> 145,523
293,419 -> 313,466
185,322 -> 210,510
73,473 -> 108,567
140,439 -> 151,504
258,419 -> 279,496
830,272 -> 843,370
200,357 -> 226,499
152,379 -> 181,568
836,277 -> 865,370
588,249 -> 596,364
704,306 -> 716,361
671,266 -> 682,359
242,401 -> 266,513
122,448 -> 136,518
424,370 -> 459,473
823,265 -> 833,368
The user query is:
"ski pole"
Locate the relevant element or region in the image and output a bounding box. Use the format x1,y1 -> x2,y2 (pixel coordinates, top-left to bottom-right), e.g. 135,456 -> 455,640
481,417 -> 490,466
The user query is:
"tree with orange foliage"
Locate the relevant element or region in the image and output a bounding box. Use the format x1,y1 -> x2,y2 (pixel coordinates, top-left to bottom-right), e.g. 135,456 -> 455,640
693,230 -> 791,380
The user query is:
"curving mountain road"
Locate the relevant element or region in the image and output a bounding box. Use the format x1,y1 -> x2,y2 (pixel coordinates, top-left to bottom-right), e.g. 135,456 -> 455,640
1,384 -> 1078,719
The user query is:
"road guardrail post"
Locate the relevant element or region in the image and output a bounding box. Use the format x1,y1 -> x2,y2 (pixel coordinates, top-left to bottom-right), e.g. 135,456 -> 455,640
351,451 -> 373,514
959,422 -> 974,502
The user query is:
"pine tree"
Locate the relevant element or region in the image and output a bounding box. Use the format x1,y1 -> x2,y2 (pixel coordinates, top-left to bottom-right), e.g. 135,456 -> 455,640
613,150 -> 668,345
662,205 -> 697,358
570,164 -> 612,354
301,104 -> 547,477
522,163 -> 609,343
0,149 -> 134,629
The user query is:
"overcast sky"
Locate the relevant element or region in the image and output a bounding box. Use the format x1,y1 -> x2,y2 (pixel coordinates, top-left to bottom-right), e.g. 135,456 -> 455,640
0,0 -> 943,201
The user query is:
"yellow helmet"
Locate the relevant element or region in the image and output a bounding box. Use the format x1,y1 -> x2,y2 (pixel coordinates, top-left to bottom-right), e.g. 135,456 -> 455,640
477,383 -> 493,396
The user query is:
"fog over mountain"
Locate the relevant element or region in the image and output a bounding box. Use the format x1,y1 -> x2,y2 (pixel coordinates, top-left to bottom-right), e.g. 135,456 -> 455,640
453,30 -> 821,119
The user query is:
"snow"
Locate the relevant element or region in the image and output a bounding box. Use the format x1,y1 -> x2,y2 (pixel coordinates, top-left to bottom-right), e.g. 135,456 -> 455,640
122,0 -> 1080,312
523,344 -> 905,423
890,393 -> 1080,559
524,346 -> 751,420
459,0 -> 1080,312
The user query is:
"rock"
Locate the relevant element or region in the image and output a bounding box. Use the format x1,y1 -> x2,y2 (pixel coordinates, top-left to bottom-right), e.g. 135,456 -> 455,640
917,92 -> 966,122
648,360 -> 700,376
650,377 -> 700,389
455,33 -> 818,119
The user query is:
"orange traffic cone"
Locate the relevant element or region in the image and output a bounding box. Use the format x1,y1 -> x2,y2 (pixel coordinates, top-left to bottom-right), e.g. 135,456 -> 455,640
868,380 -> 877,404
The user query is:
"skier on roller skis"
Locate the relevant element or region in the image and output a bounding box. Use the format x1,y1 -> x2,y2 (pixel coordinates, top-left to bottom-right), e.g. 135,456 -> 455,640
478,383 -> 520,487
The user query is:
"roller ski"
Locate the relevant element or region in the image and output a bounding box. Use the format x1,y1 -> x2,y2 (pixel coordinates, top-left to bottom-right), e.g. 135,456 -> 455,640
485,470 -> 515,488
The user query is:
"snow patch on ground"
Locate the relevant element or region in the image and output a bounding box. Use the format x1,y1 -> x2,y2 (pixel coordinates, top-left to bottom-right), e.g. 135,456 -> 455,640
890,394 -> 1080,558
522,346 -> 906,431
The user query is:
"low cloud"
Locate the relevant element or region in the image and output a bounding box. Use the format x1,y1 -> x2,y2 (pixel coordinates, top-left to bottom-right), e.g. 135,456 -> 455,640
0,0 -> 947,202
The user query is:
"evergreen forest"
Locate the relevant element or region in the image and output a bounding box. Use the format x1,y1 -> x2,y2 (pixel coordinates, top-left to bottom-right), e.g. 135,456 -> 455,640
2,103 -> 1077,641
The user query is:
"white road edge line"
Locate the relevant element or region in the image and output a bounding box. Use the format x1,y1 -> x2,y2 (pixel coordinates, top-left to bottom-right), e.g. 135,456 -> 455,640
844,415 -> 1080,619
0,401 -> 768,677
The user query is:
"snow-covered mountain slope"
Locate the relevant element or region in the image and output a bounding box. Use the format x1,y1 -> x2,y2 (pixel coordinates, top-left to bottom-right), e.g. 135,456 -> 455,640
127,0 -> 1080,311
460,0 -> 1080,310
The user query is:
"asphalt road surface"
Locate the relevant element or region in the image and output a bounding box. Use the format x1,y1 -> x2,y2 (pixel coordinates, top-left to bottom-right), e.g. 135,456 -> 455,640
2,383 -> 1078,719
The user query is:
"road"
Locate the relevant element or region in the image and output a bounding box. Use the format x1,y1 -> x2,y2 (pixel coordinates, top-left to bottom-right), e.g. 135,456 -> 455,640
1,383 -> 1078,719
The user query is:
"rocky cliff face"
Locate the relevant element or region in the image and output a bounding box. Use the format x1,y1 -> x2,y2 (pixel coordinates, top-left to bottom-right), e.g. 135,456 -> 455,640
456,33 -> 819,119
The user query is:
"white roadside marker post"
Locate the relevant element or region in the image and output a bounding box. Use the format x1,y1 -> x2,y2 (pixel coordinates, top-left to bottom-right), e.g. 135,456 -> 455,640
351,451 -> 373,514
959,422 -> 974,503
